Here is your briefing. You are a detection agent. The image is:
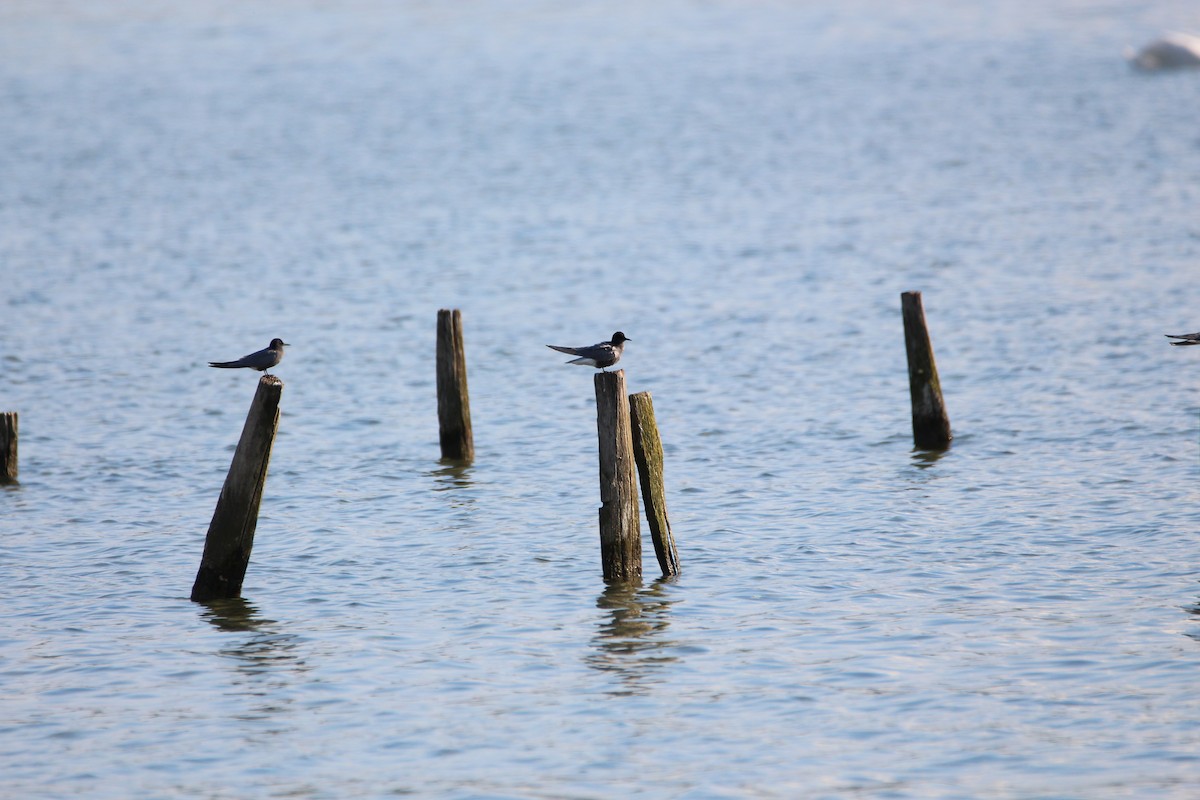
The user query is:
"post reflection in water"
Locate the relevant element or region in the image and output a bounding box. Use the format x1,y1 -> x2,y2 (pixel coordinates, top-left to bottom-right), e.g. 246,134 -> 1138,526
198,596 -> 270,634
587,578 -> 680,696
196,597 -> 310,722
428,461 -> 475,504
1184,599 -> 1200,645
910,446 -> 951,470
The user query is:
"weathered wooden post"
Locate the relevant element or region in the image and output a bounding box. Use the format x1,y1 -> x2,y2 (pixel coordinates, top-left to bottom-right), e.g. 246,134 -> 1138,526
901,291 -> 952,450
595,370 -> 641,581
628,392 -> 679,577
0,412 -> 16,484
191,375 -> 283,602
436,308 -> 474,463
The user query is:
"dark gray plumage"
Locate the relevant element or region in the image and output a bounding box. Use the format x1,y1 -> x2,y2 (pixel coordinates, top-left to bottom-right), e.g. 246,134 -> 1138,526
209,338 -> 290,372
1166,332 -> 1200,346
546,331 -> 629,371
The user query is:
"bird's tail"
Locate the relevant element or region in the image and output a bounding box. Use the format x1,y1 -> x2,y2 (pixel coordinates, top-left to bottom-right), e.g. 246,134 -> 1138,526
208,361 -> 241,368
1165,335 -> 1200,346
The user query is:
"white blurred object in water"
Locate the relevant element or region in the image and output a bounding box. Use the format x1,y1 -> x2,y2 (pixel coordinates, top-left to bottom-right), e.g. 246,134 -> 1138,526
1127,32 -> 1200,70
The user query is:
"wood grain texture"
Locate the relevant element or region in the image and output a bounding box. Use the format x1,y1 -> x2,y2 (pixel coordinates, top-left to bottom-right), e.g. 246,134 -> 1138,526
191,375 -> 282,602
629,391 -> 679,577
595,370 -> 641,581
436,309 -> 474,463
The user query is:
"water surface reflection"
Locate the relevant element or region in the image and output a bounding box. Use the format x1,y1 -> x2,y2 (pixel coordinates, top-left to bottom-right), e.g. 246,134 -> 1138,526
197,598 -> 310,722
910,446 -> 951,470
587,578 -> 680,696
430,461 -> 473,491
199,598 -> 306,674
198,597 -> 271,633
428,461 -> 476,514
1182,599 -> 1200,645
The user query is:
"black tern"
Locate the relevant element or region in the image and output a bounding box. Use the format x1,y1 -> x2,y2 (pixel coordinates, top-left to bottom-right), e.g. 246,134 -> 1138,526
209,338 -> 290,373
546,331 -> 629,371
1166,332 -> 1200,346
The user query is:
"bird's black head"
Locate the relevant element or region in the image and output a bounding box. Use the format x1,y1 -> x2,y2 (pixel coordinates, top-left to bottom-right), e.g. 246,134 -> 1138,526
610,331 -> 629,344
270,338 -> 289,348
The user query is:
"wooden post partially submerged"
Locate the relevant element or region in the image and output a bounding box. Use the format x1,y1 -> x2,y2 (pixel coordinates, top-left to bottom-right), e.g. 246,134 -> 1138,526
629,392 -> 679,577
436,308 -> 474,463
595,370 -> 641,581
901,291 -> 952,450
0,412 -> 16,484
191,375 -> 283,602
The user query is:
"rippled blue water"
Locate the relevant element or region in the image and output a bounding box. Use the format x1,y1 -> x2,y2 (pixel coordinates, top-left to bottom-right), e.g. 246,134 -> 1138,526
4,1 -> 1200,797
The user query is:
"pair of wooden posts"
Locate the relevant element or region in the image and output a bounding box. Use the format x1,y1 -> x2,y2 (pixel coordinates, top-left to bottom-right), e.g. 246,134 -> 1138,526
595,372 -> 680,581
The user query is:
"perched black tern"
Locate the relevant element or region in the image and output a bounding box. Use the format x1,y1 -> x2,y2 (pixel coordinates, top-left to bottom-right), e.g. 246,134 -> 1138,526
209,338 -> 290,373
1165,332 -> 1200,346
546,331 -> 629,371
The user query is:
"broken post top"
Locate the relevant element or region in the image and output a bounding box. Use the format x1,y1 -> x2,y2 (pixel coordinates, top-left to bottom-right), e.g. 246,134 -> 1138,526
592,369 -> 627,399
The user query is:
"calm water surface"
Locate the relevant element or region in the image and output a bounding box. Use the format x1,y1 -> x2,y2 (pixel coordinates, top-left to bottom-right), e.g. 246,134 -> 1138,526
4,1 -> 1200,797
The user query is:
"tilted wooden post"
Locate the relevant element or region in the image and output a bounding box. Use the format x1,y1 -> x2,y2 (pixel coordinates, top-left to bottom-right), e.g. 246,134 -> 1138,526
595,370 -> 641,581
436,308 -> 474,462
191,375 -> 283,602
0,412 -> 16,484
629,392 -> 679,577
901,291 -> 952,450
